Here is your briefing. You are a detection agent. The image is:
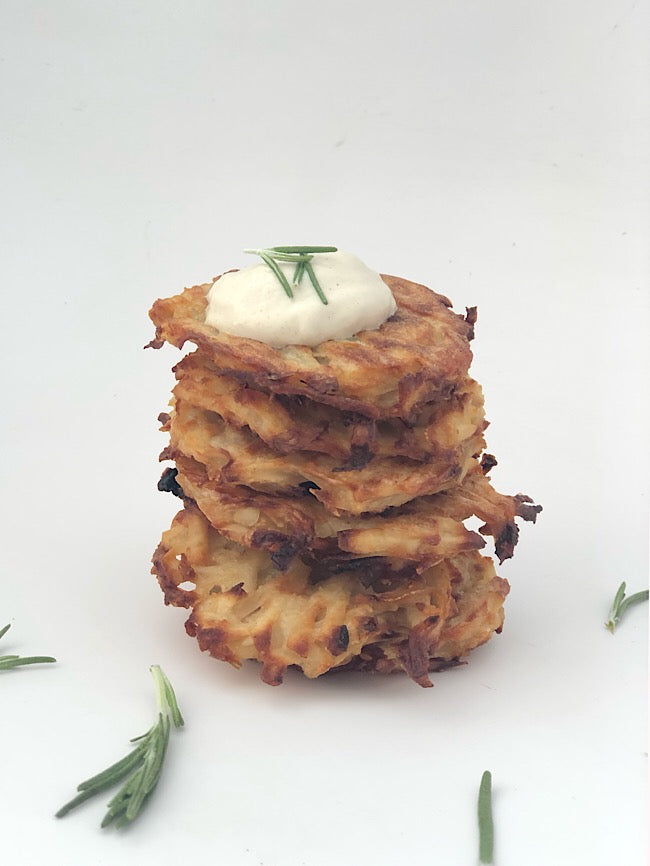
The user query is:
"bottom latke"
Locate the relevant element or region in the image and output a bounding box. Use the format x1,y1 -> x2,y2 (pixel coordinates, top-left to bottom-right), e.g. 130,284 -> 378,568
152,504 -> 509,687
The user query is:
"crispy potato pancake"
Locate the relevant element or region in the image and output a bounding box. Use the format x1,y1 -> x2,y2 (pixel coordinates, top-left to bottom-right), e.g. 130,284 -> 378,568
165,399 -> 485,515
160,453 -> 538,568
152,504 -> 508,687
170,455 -> 486,571
148,274 -> 476,420
171,351 -> 487,465
149,263 -> 540,688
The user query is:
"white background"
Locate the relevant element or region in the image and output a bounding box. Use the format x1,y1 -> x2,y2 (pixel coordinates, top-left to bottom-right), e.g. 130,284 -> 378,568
1,2 -> 648,864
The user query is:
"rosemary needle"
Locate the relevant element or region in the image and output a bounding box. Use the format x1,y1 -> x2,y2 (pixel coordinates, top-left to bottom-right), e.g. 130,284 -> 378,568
257,251 -> 294,299
478,770 -> 494,864
0,622 -> 56,671
605,582 -> 649,634
56,665 -> 183,828
304,259 -> 329,306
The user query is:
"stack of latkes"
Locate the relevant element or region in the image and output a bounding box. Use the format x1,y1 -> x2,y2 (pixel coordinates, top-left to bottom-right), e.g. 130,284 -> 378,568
148,273 -> 540,687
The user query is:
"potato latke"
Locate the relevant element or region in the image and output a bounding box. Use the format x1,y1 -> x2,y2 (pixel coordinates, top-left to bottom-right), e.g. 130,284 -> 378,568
149,265 -> 539,686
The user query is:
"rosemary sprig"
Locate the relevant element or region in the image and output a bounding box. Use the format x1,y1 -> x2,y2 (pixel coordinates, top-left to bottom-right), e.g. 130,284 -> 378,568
56,665 -> 183,828
478,770 -> 494,864
0,622 -> 56,671
605,581 -> 649,634
304,259 -> 328,305
269,246 -> 338,254
244,246 -> 337,305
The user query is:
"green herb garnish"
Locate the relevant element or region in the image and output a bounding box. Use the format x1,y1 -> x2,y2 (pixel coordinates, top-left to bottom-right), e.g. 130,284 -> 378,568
0,622 -> 56,670
244,246 -> 337,305
605,581 -> 649,634
56,665 -> 183,828
478,770 -> 494,864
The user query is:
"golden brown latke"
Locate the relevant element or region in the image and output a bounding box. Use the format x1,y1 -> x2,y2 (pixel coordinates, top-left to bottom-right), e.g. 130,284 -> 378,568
159,452 -> 538,569
163,398 -> 486,515
152,504 -> 509,687
169,455 -> 486,571
171,351 -> 487,465
148,274 -> 477,421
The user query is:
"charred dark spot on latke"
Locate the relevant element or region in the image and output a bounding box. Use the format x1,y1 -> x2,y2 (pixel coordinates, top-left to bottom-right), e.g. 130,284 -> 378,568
480,453 -> 498,474
227,582 -> 247,597
157,467 -> 184,498
492,521 -> 519,564
298,480 -> 320,497
326,624 -> 350,656
464,306 -> 478,340
333,443 -> 373,471
158,412 -> 171,429
306,555 -> 418,589
250,530 -> 304,571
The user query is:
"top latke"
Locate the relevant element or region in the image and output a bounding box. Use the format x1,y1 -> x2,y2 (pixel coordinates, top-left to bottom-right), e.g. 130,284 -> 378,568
148,273 -> 476,420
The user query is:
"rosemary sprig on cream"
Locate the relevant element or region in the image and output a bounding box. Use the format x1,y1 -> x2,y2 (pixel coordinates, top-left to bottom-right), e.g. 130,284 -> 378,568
243,246 -> 337,305
0,622 -> 56,671
605,582 -> 649,634
56,665 -> 183,828
478,770 -> 494,864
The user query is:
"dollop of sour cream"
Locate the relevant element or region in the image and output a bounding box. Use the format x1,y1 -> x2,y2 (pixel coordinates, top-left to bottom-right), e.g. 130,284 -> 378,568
205,250 -> 397,347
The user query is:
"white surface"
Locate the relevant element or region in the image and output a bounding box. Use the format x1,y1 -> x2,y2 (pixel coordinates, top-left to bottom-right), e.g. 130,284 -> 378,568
1,2 -> 648,865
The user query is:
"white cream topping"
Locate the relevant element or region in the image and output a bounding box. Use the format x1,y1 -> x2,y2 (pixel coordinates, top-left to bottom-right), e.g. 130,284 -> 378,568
205,250 -> 397,347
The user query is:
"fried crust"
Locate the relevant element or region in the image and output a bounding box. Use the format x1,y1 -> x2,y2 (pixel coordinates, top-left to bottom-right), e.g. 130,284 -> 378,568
148,274 -> 475,420
171,351 -> 487,464
171,455 -> 486,571
152,504 -> 508,687
165,398 -> 485,515
162,453 -> 537,568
